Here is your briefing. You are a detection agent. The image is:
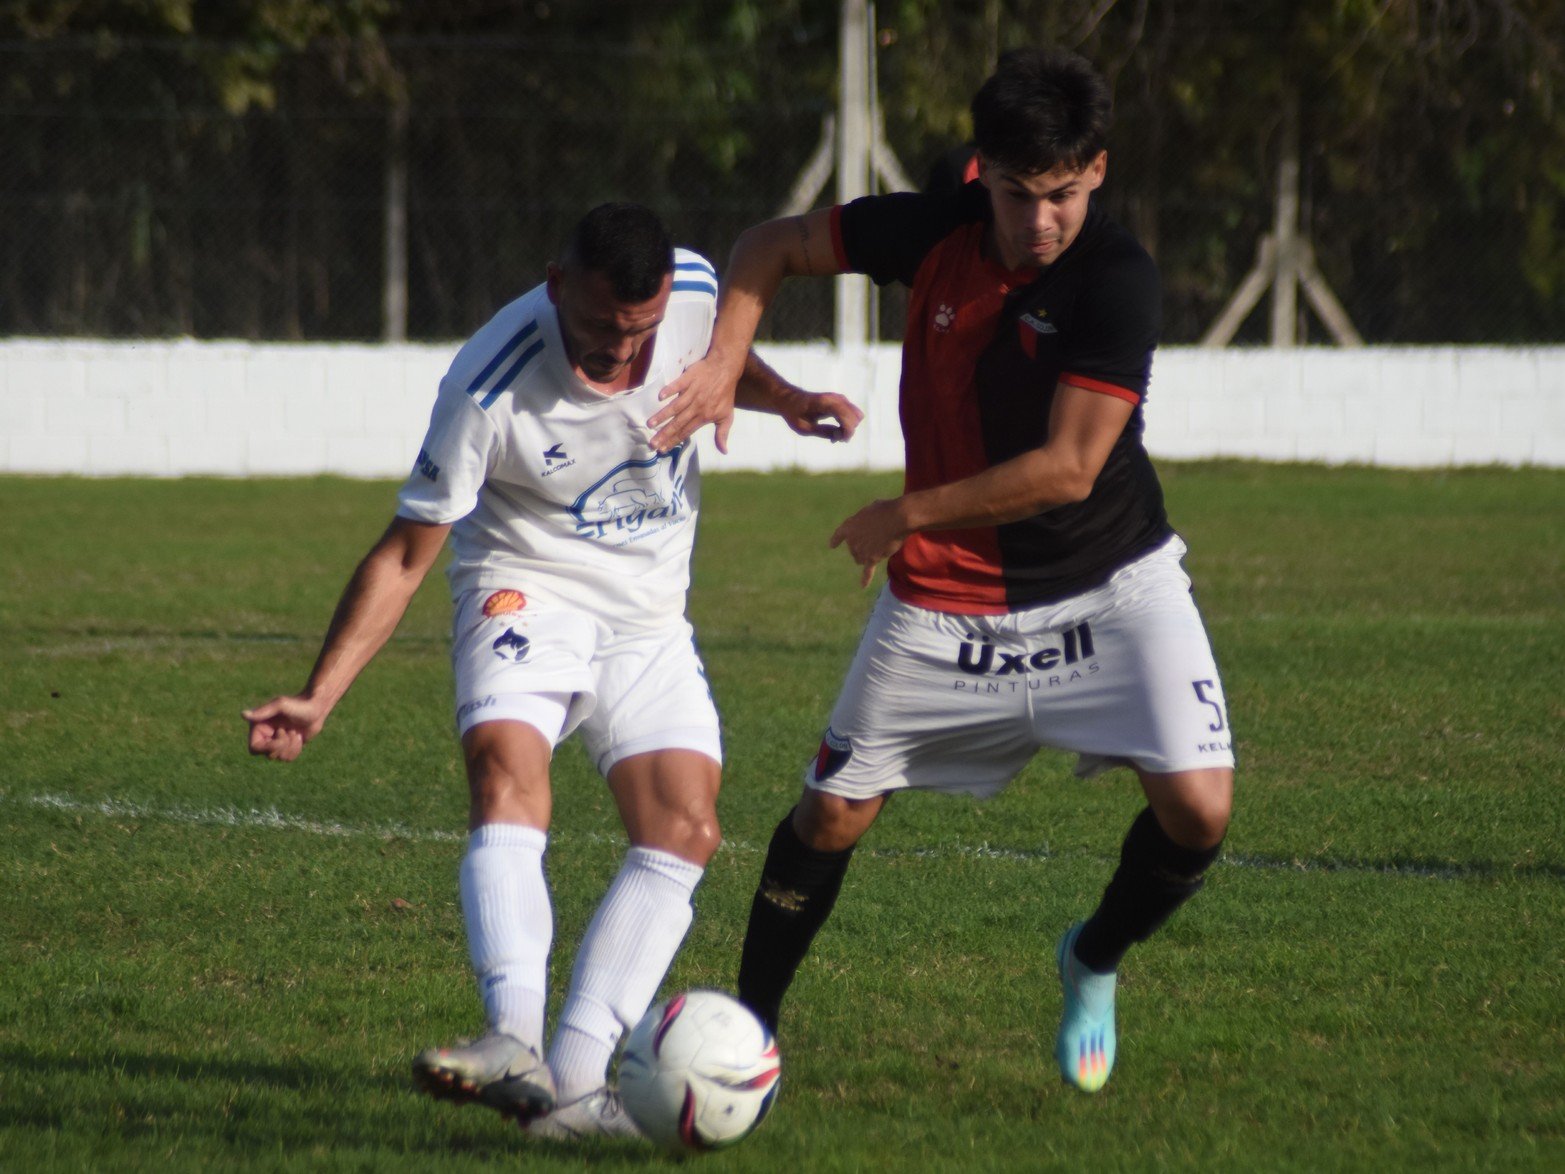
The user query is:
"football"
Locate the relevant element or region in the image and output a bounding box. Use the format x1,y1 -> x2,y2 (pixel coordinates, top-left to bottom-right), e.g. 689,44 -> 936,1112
620,990 -> 781,1152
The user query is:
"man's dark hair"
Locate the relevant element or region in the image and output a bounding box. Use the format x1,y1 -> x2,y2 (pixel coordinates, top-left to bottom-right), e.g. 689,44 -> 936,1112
562,202 -> 674,301
970,47 -> 1112,176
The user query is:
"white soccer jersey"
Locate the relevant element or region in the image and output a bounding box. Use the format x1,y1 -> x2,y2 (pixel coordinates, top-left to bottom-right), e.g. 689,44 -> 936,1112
397,250 -> 719,630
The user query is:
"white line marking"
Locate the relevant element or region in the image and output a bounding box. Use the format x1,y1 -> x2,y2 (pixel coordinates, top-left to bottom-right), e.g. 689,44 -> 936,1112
6,789 -> 1554,881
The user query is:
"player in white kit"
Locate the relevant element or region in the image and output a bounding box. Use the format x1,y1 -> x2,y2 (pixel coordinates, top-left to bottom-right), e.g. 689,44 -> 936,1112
243,203 -> 861,1140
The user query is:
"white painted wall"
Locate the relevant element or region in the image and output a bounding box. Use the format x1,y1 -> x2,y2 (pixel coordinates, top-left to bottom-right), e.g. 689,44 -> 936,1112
1,339 -> 1560,476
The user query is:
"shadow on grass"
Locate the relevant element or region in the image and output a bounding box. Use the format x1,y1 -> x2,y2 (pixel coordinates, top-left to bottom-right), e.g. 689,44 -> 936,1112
0,1046 -> 673,1166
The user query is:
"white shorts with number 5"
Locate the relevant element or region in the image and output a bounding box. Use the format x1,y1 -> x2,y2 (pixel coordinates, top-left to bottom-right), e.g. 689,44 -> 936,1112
806,536 -> 1234,799
451,588 -> 722,777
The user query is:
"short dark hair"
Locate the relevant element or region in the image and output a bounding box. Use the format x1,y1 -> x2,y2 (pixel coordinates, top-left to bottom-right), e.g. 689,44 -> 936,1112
970,47 -> 1112,176
561,203 -> 674,302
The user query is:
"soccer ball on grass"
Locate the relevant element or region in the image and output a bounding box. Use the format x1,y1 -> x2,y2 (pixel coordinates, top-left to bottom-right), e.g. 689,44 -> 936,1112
620,989 -> 781,1152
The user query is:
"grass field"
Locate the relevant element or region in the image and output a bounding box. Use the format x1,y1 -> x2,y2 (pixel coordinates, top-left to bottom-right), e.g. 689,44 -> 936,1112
1,465 -> 1562,1171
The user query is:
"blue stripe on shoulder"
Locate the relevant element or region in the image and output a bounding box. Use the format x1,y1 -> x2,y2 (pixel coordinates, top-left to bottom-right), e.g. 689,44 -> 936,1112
467,319 -> 539,396
672,279 -> 718,297
675,258 -> 717,279
480,338 -> 545,408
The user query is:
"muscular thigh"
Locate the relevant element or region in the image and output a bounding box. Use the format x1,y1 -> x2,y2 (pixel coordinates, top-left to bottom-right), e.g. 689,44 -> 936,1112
577,619 -> 723,778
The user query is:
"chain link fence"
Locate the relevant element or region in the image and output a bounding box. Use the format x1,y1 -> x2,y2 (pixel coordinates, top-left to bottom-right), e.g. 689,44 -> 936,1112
2,32 -> 1560,345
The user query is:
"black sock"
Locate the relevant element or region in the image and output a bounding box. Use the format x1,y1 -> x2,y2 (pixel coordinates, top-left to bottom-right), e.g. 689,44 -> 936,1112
736,810 -> 856,1033
1074,806 -> 1222,974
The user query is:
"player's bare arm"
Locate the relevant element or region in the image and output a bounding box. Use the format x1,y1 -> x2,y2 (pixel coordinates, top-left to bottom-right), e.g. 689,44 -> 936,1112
830,384 -> 1133,586
650,208 -> 844,453
244,515 -> 450,760
734,350 -> 864,442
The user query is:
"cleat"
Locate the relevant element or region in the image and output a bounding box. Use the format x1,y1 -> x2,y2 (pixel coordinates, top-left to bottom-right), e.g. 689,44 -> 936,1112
527,1086 -> 644,1142
1055,921 -> 1117,1093
412,1032 -> 556,1124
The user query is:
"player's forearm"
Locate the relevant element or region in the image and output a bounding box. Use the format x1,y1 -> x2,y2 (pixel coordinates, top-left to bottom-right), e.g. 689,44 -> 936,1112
733,350 -> 805,416
301,541 -> 427,709
902,447 -> 1097,533
706,224 -> 791,376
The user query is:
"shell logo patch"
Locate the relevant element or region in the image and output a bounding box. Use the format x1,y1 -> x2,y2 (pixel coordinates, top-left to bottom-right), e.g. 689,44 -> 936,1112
482,589 -> 527,618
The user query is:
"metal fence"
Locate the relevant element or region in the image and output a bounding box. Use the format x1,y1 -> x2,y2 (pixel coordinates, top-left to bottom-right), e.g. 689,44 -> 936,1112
1,32 -> 1559,345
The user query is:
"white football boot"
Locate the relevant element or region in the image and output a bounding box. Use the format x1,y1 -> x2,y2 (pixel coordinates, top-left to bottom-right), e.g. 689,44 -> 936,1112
411,1032 -> 556,1124
527,1086 -> 644,1141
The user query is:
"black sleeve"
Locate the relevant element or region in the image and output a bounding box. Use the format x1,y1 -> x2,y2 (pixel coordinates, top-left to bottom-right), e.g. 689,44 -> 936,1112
837,180 -> 989,288
1060,244 -> 1161,400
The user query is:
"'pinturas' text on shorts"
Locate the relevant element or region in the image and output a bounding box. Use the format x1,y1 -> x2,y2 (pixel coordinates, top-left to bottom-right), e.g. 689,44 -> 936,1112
451,587 -> 721,777
806,536 -> 1234,799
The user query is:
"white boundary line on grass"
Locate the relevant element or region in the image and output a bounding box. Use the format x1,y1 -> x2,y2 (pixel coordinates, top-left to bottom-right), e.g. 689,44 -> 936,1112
12,790 -> 467,844
7,789 -> 1555,882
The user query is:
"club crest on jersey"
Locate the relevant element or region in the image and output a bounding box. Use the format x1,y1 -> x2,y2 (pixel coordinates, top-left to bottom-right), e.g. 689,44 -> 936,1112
1019,310 -> 1058,335
1017,309 -> 1058,359
813,727 -> 853,781
568,444 -> 690,542
491,628 -> 530,662
482,589 -> 527,617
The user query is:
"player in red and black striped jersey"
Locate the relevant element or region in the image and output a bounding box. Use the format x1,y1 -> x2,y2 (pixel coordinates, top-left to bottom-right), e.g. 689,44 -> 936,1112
653,48 -> 1234,1094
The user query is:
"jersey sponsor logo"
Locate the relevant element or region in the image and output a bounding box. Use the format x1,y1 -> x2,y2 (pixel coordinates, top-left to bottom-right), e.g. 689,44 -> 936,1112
481,589 -> 527,618
540,442 -> 577,477
414,447 -> 441,482
568,444 -> 690,542
812,727 -> 853,782
458,695 -> 498,721
933,303 -> 956,333
491,628 -> 531,662
952,622 -> 1100,692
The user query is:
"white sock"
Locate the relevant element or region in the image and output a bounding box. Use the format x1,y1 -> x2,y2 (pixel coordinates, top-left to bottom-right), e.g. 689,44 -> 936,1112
548,846 -> 704,1101
460,822 -> 552,1050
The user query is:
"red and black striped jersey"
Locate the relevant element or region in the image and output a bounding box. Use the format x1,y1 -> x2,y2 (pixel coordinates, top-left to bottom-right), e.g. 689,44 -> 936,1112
831,183 -> 1174,614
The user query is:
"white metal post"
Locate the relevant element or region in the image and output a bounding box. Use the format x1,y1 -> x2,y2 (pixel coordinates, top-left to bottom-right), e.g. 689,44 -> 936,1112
835,0 -> 872,349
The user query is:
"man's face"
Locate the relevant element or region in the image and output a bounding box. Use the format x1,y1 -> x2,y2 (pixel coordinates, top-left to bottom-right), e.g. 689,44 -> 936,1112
547,263 -> 672,386
979,151 -> 1107,270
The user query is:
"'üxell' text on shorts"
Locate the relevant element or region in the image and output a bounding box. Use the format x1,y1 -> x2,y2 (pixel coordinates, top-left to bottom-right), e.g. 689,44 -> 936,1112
451,587 -> 721,777
806,536 -> 1234,799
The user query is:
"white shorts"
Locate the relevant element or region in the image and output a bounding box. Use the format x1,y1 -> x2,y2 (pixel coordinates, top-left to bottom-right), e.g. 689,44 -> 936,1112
807,537 -> 1235,799
451,587 -> 722,777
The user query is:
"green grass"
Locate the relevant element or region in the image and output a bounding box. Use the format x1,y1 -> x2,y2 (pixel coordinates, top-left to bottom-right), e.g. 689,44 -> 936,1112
1,465 -> 1562,1171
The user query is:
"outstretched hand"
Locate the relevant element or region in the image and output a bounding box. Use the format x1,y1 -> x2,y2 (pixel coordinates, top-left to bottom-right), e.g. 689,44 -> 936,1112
779,389 -> 864,442
243,694 -> 329,762
649,353 -> 742,454
830,498 -> 911,589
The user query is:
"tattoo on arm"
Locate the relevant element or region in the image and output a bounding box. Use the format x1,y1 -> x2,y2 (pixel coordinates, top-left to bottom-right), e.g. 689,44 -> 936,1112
795,218 -> 815,273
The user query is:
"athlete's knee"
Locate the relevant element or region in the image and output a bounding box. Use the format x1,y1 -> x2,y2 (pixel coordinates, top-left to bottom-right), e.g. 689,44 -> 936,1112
463,730 -> 551,825
792,789 -> 882,853
638,803 -> 722,865
1182,770 -> 1233,847
1142,767 -> 1232,851
682,811 -> 723,864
